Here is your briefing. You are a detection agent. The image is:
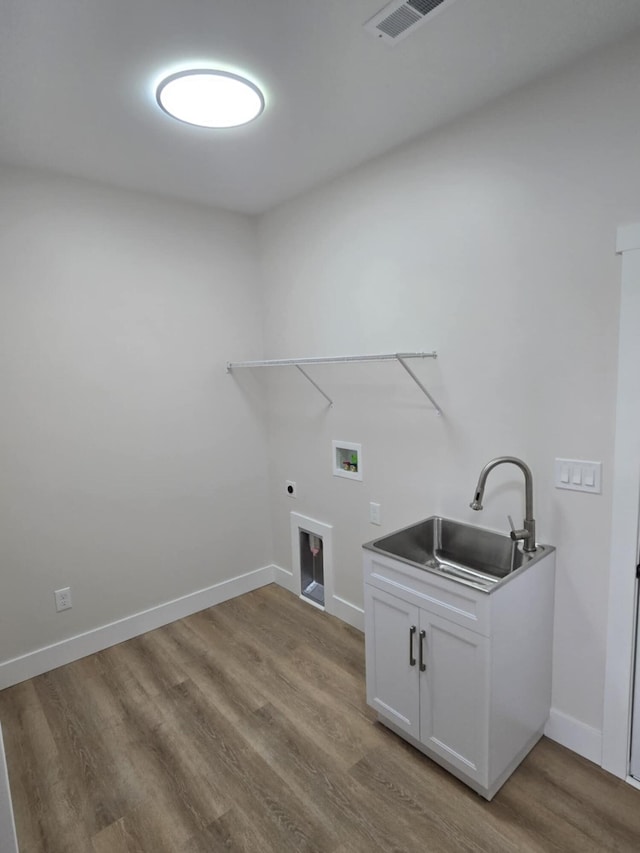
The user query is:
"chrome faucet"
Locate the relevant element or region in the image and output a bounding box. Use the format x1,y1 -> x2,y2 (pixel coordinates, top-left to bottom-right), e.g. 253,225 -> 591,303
470,456 -> 537,552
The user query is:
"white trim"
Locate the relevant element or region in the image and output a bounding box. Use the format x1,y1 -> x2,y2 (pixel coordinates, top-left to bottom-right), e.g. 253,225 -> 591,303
331,594 -> 364,632
290,512 -> 334,612
0,725 -> 19,853
627,775 -> 640,791
332,440 -> 363,481
0,565 -> 274,690
299,594 -> 325,612
271,562 -> 364,631
0,561 -> 363,693
616,223 -> 640,254
272,563 -> 296,593
602,229 -> 640,778
544,708 -> 603,765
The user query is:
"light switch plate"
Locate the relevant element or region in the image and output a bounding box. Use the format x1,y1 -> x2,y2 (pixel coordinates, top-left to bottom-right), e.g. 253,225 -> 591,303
554,458 -> 602,494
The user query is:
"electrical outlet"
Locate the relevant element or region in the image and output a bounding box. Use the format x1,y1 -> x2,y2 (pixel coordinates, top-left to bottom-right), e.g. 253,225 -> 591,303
54,587 -> 72,612
286,480 -> 297,498
369,502 -> 381,525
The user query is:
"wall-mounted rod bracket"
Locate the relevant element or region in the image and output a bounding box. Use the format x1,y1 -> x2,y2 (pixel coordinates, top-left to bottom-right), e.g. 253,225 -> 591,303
226,351 -> 441,413
396,355 -> 442,416
295,364 -> 333,407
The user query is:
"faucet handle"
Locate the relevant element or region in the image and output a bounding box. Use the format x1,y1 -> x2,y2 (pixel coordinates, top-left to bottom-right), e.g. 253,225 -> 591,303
508,514 -> 527,543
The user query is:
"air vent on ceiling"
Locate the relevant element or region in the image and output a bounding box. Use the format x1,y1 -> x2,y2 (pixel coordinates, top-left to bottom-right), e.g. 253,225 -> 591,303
364,0 -> 457,45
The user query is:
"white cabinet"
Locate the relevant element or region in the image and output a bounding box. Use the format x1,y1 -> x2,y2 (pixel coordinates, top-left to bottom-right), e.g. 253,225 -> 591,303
364,548 -> 555,800
419,610 -> 489,785
364,586 -> 421,739
365,584 -> 489,785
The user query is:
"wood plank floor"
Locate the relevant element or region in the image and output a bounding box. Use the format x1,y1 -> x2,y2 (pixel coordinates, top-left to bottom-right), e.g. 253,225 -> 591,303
1,584 -> 639,852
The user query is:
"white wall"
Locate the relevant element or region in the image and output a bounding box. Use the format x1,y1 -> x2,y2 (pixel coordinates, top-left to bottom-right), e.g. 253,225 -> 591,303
2,28 -> 639,763
257,31 -> 640,742
0,166 -> 272,664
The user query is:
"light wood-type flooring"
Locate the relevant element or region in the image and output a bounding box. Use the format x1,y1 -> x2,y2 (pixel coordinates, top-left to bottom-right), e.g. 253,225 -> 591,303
1,583 -> 640,852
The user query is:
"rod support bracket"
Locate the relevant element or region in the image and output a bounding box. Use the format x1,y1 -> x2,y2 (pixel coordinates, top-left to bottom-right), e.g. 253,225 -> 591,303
226,351 -> 441,414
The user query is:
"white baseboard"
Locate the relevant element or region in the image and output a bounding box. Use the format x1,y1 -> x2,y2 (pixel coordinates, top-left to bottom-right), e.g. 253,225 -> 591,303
0,564 -> 362,691
0,565 -> 275,690
544,707 -> 603,765
272,564 -> 296,593
0,565 -> 604,776
331,594 -> 364,632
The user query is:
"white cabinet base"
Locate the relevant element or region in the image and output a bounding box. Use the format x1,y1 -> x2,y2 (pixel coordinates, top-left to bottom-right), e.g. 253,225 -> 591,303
364,546 -> 555,801
380,716 -> 545,801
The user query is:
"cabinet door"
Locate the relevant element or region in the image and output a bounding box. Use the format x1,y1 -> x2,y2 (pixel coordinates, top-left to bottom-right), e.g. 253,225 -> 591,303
419,611 -> 489,785
364,585 -> 420,739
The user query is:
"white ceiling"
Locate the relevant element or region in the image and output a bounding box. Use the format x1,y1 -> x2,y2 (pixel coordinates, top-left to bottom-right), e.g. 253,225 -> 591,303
2,0 -> 640,214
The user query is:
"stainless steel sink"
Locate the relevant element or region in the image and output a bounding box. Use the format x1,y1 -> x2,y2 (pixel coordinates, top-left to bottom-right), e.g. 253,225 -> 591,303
363,516 -> 553,592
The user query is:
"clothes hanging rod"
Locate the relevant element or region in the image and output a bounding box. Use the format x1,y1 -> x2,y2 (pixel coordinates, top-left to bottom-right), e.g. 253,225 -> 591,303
226,351 -> 441,414
226,351 -> 437,369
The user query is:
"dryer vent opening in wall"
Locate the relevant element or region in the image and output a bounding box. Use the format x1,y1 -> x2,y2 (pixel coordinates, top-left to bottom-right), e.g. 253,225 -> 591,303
290,512 -> 334,615
364,0 -> 457,45
300,531 -> 324,607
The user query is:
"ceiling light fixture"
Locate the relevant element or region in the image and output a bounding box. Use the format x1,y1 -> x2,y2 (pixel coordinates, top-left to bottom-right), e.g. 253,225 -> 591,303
156,69 -> 265,129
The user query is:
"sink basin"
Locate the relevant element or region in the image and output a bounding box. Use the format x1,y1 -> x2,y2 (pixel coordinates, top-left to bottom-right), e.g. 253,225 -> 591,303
363,516 -> 552,592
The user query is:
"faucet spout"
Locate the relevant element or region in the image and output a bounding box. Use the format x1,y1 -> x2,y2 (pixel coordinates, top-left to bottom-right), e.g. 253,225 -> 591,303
469,456 -> 536,552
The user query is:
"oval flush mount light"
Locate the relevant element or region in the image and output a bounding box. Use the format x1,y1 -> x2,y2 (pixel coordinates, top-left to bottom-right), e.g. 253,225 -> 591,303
156,69 -> 265,128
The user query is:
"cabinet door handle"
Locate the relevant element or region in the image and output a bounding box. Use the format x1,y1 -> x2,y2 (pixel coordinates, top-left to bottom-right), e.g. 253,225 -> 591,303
419,629 -> 426,672
409,625 -> 416,666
